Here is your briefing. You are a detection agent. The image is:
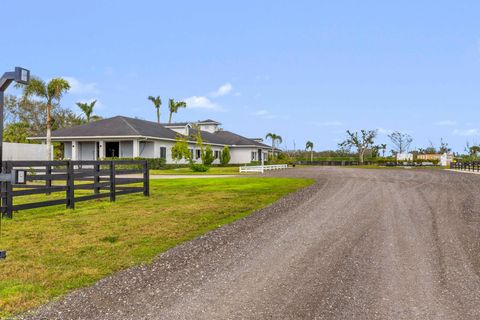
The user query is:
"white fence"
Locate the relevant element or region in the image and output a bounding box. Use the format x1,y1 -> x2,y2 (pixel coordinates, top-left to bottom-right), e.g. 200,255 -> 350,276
239,164 -> 289,173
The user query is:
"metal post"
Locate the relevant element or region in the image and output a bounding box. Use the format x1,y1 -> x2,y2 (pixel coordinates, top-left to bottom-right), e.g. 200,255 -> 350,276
0,91 -> 4,170
109,161 -> 116,202
143,160 -> 149,197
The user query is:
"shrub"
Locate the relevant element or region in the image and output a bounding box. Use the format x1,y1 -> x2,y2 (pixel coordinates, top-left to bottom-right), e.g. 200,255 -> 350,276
220,145 -> 231,166
202,145 -> 215,166
191,164 -> 209,172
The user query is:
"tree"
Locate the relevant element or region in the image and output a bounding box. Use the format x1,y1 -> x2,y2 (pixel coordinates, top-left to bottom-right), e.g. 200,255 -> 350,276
439,138 -> 451,154
306,141 -> 314,162
171,136 -> 191,164
220,145 -> 231,166
388,131 -> 412,154
266,133 -> 283,157
168,99 -> 187,123
76,100 -> 98,122
203,145 -> 215,166
148,96 -> 162,123
379,143 -> 387,157
338,130 -> 377,164
18,76 -> 70,160
3,122 -> 30,143
470,145 -> 480,158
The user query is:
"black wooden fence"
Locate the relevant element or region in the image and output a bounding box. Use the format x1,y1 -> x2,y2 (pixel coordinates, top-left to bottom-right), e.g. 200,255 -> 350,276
450,161 -> 480,172
0,160 -> 149,218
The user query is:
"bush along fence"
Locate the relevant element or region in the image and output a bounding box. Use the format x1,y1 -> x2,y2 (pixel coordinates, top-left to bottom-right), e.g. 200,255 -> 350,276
298,160 -> 374,166
0,160 -> 149,218
450,161 -> 480,172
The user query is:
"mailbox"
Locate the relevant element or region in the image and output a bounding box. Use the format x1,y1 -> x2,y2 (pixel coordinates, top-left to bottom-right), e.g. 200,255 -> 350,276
0,250 -> 6,260
14,170 -> 27,184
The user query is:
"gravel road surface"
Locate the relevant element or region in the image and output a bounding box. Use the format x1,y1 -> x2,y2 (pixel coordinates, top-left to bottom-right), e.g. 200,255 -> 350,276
22,167 -> 480,319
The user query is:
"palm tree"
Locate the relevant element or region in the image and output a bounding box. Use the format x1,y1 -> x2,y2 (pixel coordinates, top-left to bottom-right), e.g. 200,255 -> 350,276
20,76 -> 70,160
266,133 -> 283,158
380,143 -> 387,157
148,96 -> 162,123
168,99 -> 187,123
306,141 -> 314,162
76,100 -> 97,123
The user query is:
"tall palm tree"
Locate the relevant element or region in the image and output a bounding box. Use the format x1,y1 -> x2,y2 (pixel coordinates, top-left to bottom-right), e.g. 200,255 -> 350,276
21,76 -> 70,160
266,133 -> 283,157
306,140 -> 314,162
76,100 -> 97,123
380,143 -> 387,157
148,96 -> 162,123
168,99 -> 187,124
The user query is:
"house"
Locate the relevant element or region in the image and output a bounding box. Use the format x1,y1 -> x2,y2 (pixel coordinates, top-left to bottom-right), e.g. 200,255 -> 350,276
416,153 -> 454,166
29,116 -> 273,164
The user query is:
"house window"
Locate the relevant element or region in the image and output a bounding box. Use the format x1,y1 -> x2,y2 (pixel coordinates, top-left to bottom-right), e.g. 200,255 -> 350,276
251,152 -> 257,161
160,147 -> 167,159
196,149 -> 202,159
189,149 -> 194,159
214,151 -> 220,159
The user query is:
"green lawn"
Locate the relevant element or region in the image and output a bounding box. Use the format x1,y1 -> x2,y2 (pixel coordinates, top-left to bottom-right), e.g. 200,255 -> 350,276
0,177 -> 313,318
150,166 -> 245,175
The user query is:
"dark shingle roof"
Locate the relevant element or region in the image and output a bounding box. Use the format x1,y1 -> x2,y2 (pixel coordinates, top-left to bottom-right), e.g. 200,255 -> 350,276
51,116 -> 178,139
45,116 -> 268,148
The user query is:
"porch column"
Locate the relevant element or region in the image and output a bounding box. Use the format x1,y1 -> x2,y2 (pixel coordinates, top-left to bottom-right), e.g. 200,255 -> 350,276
133,139 -> 140,158
99,140 -> 105,159
71,141 -> 78,160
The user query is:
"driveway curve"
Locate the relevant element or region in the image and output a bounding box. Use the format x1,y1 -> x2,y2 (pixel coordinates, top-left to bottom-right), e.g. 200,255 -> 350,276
22,167 -> 480,319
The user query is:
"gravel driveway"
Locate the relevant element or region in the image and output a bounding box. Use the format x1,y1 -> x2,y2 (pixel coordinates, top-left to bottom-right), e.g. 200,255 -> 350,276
22,167 -> 480,319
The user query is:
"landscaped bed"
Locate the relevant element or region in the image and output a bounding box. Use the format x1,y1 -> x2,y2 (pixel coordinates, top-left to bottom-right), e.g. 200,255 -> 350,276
0,177 -> 313,318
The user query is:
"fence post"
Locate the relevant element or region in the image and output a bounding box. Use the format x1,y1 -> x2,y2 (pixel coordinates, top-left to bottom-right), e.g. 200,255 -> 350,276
110,161 -> 116,202
94,163 -> 100,194
143,160 -> 149,197
66,161 -> 75,209
1,162 -> 13,219
45,165 -> 52,195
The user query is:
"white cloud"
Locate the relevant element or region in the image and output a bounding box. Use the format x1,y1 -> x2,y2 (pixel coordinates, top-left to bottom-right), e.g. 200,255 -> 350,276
254,110 -> 269,116
184,96 -> 224,111
453,128 -> 480,136
377,127 -> 393,135
211,83 -> 233,97
435,120 -> 456,126
63,76 -> 99,94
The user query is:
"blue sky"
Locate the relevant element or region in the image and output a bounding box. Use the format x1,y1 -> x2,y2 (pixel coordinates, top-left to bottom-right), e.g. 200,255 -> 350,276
2,1 -> 480,153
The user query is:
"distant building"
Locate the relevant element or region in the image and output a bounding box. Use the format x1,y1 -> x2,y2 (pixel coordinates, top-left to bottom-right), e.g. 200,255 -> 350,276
396,153 -> 413,161
417,153 -> 453,166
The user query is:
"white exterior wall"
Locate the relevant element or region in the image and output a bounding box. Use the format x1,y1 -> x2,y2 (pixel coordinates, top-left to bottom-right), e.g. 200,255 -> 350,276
139,141 -> 155,158
120,141 -> 133,158
64,142 -> 72,159
79,142 -> 96,160
2,142 -> 51,161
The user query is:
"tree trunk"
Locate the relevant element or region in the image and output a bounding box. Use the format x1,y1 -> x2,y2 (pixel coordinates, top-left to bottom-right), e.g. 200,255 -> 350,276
46,104 -> 52,161
157,108 -> 160,123
310,150 -> 313,162
169,112 -> 173,124
359,150 -> 364,164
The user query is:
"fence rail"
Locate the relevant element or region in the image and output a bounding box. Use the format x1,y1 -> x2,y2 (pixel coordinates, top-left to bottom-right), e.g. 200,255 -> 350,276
239,164 -> 289,173
1,160 -> 149,218
450,161 -> 480,172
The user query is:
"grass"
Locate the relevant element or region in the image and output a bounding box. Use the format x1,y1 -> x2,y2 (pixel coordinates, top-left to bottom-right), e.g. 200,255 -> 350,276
0,177 -> 313,318
150,166 -> 246,175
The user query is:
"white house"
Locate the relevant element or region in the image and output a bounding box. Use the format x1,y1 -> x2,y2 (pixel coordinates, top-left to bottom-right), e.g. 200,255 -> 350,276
29,116 -> 273,164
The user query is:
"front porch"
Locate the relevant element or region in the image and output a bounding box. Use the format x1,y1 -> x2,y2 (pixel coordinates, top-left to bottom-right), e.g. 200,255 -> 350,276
64,140 -> 155,160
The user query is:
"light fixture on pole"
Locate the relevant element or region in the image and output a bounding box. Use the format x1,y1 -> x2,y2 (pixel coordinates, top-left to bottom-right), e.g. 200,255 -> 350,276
0,66 -> 30,260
